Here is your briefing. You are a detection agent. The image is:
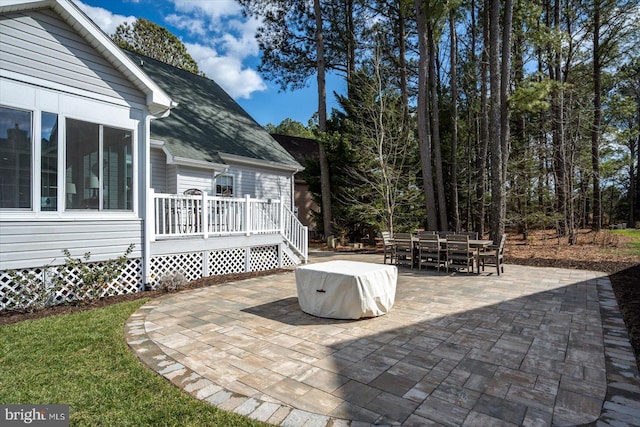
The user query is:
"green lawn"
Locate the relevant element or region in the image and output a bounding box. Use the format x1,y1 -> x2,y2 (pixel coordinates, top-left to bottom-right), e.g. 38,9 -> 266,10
0,299 -> 269,427
611,228 -> 640,256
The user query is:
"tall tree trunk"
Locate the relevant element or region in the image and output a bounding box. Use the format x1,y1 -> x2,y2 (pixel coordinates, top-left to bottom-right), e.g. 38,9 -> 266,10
488,0 -> 502,242
567,89 -> 577,244
634,93 -> 640,225
395,0 -> 411,166
631,135 -> 637,226
449,11 -> 460,231
397,0 -> 409,128
499,0 -> 513,232
488,0 -> 512,242
414,0 -> 438,231
591,0 -> 602,231
637,93 -> 640,225
536,11 -> 547,212
476,0 -> 489,236
513,15 -> 527,238
468,0 -> 478,233
314,0 -> 333,242
428,23 -> 448,230
550,0 -> 567,236
564,3 -> 576,244
345,0 -> 356,97
579,172 -> 588,228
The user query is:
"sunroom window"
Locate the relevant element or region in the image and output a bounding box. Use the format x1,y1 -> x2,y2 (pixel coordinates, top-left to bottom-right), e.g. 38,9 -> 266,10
0,106 -> 32,209
66,118 -> 132,210
0,107 -> 133,213
41,112 -> 58,211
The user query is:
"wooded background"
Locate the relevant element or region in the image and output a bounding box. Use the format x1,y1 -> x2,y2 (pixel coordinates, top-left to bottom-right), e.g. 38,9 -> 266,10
122,0 -> 640,244
247,0 -> 639,244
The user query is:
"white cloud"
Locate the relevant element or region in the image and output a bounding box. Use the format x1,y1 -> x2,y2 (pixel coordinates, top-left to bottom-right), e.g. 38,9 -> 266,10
169,0 -> 243,23
164,3 -> 261,61
76,1 -> 136,36
186,43 -> 266,99
78,0 -> 267,100
165,13 -> 207,37
220,18 -> 261,59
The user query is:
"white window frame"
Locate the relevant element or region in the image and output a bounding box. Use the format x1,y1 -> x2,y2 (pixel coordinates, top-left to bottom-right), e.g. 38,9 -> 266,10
0,84 -> 141,220
215,174 -> 234,197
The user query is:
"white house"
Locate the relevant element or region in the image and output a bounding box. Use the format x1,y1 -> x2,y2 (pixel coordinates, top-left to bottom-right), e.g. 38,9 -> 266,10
0,0 -> 307,310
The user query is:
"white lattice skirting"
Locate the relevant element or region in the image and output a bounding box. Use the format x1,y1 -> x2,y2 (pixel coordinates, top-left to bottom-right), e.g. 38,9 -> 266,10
1,245 -> 295,311
149,245 -> 292,289
0,258 -> 142,312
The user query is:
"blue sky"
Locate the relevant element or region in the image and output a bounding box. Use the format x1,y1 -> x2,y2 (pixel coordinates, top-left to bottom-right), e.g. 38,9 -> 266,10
78,0 -> 345,127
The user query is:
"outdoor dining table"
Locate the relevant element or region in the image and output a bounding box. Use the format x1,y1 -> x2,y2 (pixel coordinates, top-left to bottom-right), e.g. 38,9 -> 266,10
295,260 -> 398,319
403,234 -> 493,273
430,238 -> 493,273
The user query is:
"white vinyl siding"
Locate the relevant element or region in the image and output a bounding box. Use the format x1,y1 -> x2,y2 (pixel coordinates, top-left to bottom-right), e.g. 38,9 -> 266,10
0,9 -> 145,106
150,148 -> 167,193
0,9 -> 149,272
0,220 -> 143,270
176,166 -> 214,195
164,163 -> 293,207
226,164 -> 292,208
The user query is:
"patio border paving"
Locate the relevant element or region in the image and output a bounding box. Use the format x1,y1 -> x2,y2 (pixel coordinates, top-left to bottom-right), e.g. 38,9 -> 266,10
124,253 -> 640,426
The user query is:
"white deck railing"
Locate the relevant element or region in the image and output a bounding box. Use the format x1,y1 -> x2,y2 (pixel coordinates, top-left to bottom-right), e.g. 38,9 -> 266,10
283,205 -> 308,262
150,190 -> 307,261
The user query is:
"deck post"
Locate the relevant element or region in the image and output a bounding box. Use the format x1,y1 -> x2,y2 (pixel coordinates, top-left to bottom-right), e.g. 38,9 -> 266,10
202,250 -> 209,277
245,194 -> 251,236
148,188 -> 156,242
245,247 -> 251,272
143,188 -> 155,288
280,196 -> 285,236
202,191 -> 209,239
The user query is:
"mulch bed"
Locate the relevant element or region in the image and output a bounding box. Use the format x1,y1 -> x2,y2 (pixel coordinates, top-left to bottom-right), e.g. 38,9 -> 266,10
0,269 -> 289,326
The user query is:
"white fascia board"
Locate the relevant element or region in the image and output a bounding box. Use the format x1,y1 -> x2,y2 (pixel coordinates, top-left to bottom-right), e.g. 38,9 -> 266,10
0,0 -> 175,115
172,156 -> 228,171
218,152 -> 303,173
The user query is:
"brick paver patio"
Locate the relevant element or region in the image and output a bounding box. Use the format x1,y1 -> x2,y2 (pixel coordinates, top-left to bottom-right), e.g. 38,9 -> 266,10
125,252 -> 640,426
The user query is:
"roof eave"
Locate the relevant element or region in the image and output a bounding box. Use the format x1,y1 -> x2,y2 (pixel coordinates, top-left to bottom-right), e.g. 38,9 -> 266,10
219,152 -> 303,173
150,140 -> 228,171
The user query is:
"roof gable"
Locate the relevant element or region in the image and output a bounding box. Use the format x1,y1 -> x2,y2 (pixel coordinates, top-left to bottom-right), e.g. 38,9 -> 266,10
125,51 -> 302,170
0,0 -> 173,114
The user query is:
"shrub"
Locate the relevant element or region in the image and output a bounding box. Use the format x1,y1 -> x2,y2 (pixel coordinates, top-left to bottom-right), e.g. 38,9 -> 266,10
157,271 -> 187,293
4,244 -> 134,312
7,268 -> 60,312
55,244 -> 135,302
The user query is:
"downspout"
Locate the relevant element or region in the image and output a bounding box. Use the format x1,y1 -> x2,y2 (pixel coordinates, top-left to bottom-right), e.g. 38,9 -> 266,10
291,171 -> 297,212
142,104 -> 174,289
142,114 -> 153,289
290,167 -> 303,212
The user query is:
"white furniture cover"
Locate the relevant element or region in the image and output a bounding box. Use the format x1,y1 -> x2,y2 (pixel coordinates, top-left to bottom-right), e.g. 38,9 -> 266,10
295,260 -> 398,319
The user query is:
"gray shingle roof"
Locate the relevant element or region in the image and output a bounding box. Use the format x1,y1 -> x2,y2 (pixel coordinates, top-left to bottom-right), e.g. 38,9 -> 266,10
124,51 -> 301,169
270,134 -> 320,165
